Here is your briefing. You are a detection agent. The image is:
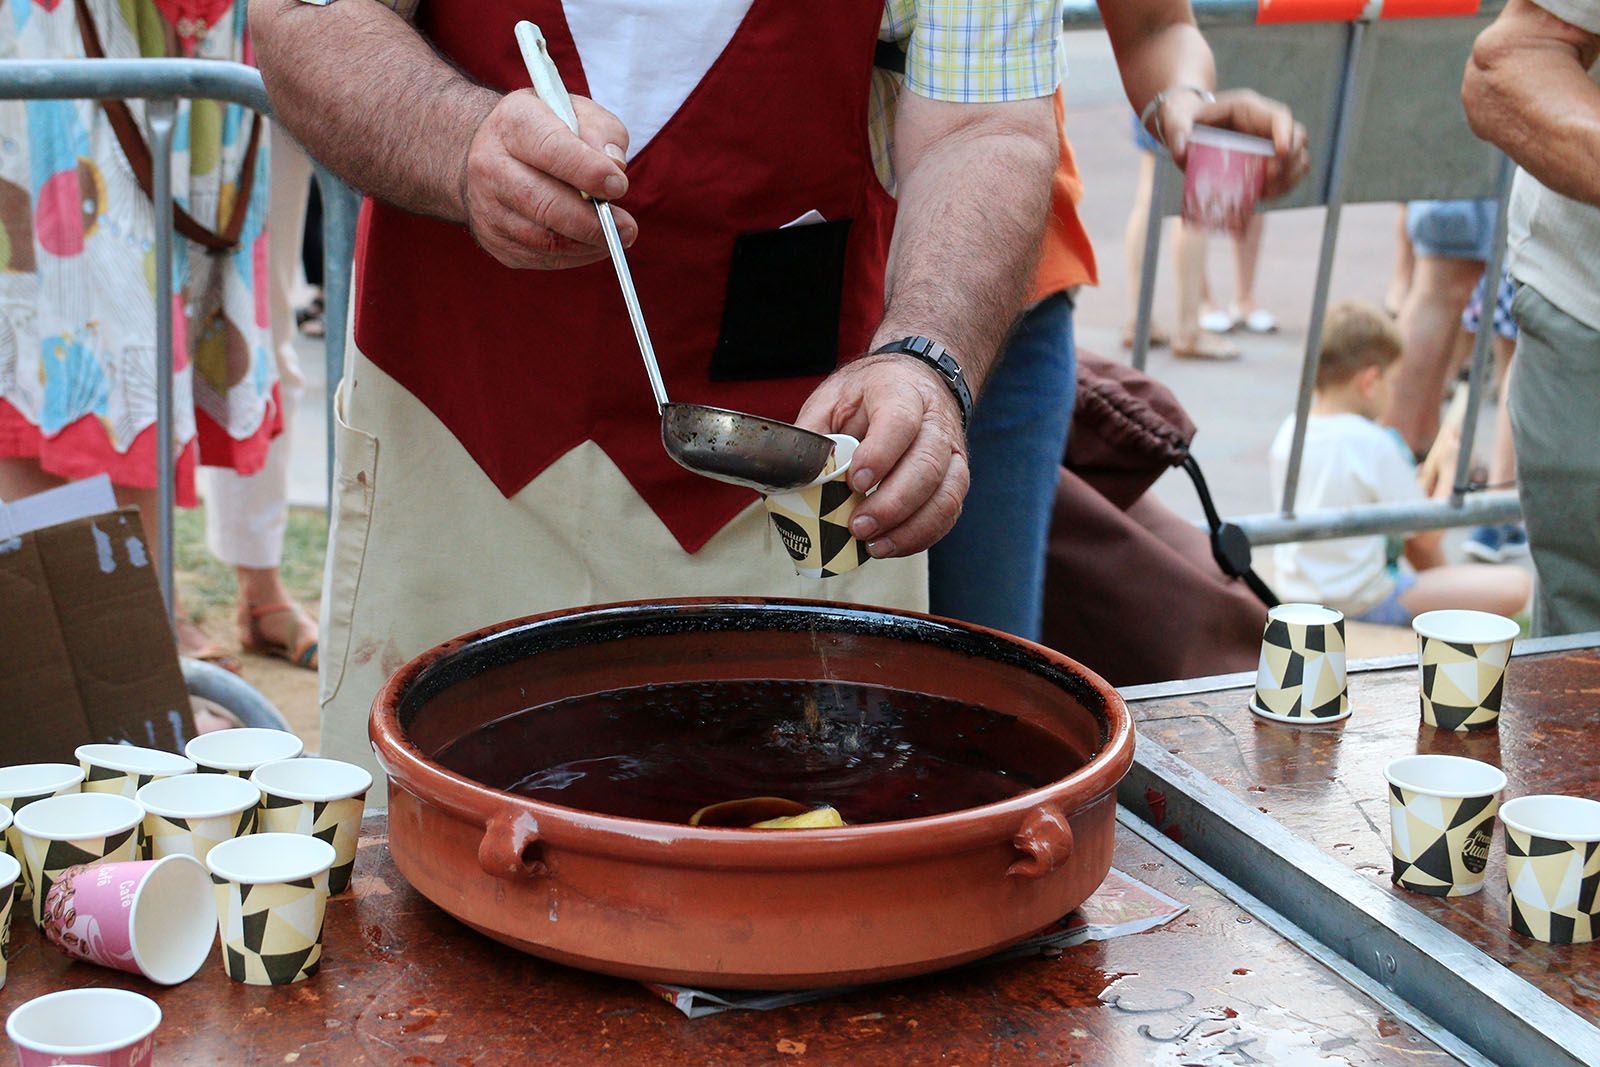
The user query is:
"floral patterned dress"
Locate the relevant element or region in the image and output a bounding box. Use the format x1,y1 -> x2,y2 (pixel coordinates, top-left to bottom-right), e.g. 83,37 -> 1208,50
0,0 -> 276,505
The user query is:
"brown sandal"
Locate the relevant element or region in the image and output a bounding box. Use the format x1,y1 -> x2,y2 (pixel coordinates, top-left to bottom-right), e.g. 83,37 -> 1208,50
242,602 -> 319,670
177,616 -> 242,675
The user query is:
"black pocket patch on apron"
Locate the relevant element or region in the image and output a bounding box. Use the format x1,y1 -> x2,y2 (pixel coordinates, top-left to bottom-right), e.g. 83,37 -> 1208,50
710,218 -> 853,381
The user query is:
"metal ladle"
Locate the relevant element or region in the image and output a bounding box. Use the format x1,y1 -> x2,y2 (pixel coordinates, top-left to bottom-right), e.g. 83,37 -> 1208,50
514,22 -> 836,494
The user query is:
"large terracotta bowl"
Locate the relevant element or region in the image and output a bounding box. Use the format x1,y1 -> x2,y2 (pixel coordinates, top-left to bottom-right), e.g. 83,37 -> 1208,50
371,599 -> 1134,989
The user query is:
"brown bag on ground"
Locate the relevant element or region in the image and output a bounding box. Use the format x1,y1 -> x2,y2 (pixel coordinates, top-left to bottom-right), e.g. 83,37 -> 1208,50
1041,354 -> 1268,687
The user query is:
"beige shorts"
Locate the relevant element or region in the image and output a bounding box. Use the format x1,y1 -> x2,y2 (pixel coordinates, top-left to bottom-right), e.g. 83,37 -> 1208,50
319,348 -> 928,802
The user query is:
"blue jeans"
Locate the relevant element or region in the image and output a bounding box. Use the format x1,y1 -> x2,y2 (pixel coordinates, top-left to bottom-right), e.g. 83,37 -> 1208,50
929,292 -> 1076,641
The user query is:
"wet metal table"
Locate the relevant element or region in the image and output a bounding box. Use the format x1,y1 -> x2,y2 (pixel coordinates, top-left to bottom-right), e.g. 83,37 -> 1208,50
1121,634 -> 1600,1067
0,820 -> 1449,1065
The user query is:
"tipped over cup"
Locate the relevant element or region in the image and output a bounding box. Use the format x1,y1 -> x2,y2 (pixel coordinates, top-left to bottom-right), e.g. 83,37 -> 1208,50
5,987 -> 161,1067
1384,754 -> 1506,896
185,727 -> 305,776
13,792 -> 142,926
761,433 -> 870,578
1183,124 -> 1273,234
40,855 -> 216,984
207,832 -> 336,985
251,758 -> 372,895
1502,794 -> 1600,944
1413,609 -> 1519,731
1249,603 -> 1350,724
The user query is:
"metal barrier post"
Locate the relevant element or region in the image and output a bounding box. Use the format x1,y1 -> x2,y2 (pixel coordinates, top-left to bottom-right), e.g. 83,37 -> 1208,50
1130,157 -> 1167,374
149,98 -> 178,625
315,165 -> 361,501
1451,156 -> 1514,503
1279,18 -> 1369,516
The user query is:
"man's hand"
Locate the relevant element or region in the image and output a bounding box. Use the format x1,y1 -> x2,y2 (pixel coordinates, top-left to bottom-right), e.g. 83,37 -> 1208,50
795,356 -> 970,559
1160,88 -> 1310,199
463,91 -> 639,269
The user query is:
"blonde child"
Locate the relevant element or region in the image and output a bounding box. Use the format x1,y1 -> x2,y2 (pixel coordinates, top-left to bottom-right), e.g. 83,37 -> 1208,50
1268,300 -> 1529,625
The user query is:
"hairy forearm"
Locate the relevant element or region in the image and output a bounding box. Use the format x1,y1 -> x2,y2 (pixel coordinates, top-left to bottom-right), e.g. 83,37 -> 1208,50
1100,0 -> 1214,118
876,95 -> 1055,395
1464,33 -> 1600,205
249,0 -> 495,221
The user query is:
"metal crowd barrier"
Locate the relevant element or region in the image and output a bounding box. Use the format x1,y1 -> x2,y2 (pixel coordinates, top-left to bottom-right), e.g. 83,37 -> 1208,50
0,59 -> 359,620
1067,0 -> 1520,547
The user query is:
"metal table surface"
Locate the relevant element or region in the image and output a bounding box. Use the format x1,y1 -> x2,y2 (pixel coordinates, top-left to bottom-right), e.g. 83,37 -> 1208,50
0,821 -> 1448,1065
1132,646 -> 1600,1024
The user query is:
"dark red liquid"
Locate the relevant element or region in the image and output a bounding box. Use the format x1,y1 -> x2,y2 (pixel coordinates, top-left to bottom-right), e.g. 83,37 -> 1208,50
435,680 -> 1088,825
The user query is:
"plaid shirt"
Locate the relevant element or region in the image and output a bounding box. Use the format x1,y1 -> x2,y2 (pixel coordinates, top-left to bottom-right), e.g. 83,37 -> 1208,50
333,0 -> 1063,190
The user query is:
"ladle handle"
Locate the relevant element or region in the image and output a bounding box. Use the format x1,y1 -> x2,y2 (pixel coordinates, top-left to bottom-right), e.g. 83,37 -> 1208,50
514,21 -> 671,413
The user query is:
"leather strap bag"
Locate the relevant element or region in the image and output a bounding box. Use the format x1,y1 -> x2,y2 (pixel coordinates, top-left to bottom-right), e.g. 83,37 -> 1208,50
74,0 -> 261,252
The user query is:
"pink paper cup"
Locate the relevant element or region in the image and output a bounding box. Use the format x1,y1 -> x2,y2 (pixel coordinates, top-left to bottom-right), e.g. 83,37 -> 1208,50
40,855 -> 215,984
5,988 -> 160,1067
1183,124 -> 1274,235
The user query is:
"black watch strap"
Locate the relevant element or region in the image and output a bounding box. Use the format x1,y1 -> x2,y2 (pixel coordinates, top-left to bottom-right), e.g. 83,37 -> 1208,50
870,336 -> 973,429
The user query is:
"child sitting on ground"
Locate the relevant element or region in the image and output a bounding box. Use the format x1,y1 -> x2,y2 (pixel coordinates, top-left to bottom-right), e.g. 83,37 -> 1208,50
1268,300 -> 1530,626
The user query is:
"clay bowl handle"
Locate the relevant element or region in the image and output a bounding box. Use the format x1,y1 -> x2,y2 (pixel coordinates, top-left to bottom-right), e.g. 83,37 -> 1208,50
1008,805 -> 1074,878
479,809 -> 547,880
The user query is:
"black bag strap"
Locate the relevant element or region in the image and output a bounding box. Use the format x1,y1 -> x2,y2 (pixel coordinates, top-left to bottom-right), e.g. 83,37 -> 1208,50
1181,453 -> 1280,609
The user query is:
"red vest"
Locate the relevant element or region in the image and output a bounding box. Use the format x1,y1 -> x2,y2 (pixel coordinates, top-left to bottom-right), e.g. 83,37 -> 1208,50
355,0 -> 895,553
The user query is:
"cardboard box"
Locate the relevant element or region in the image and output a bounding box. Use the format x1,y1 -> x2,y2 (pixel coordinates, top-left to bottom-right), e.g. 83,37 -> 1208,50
1,479 -> 194,763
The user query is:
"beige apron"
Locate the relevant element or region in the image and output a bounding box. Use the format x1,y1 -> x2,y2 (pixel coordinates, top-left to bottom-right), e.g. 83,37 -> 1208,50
319,346 -> 928,802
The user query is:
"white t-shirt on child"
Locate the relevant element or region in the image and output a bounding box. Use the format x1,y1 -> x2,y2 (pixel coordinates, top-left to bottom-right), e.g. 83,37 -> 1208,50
1268,412 -> 1425,616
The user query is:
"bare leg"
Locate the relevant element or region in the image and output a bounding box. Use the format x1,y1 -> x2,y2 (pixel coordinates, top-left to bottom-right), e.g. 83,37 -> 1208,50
1121,152 -> 1169,347
1230,213 -> 1265,317
1388,256 -> 1484,453
1400,564 -> 1531,617
1173,221 -> 1239,359
0,456 -> 65,500
1385,204 -> 1414,316
1490,335 -> 1517,487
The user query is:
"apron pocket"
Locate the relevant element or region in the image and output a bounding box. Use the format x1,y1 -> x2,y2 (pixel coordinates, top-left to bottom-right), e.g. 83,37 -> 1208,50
710,218 -> 852,381
319,375 -> 379,708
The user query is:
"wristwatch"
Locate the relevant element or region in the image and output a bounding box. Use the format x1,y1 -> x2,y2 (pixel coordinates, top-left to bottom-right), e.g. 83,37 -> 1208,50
870,336 -> 973,430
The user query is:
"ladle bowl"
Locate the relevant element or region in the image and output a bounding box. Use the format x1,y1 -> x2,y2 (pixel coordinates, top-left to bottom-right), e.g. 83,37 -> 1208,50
661,403 -> 836,492
371,599 -> 1135,989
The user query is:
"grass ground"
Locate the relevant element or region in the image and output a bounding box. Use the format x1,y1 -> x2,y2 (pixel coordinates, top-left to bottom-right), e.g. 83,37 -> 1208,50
174,504 -> 325,747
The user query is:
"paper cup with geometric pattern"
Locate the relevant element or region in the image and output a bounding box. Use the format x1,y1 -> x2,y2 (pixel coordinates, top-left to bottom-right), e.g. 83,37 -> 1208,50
5,987 -> 161,1067
184,728 -> 305,776
250,759 -> 371,895
0,851 -> 18,991
1249,603 -> 1350,724
0,763 -> 86,889
761,434 -> 871,579
40,855 -> 215,984
12,793 -> 142,927
76,744 -> 196,800
205,833 -> 335,985
1383,754 -> 1506,896
136,774 -> 260,864
1412,610 -> 1519,732
1501,794 -> 1600,944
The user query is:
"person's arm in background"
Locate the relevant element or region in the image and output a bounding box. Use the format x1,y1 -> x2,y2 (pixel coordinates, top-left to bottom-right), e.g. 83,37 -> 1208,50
1101,0 -> 1309,197
797,3 -> 1058,560
799,92 -> 1055,559
1463,0 -> 1600,205
247,0 -> 636,269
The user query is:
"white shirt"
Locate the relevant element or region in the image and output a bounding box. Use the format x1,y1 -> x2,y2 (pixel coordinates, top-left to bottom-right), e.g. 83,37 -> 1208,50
1268,413 -> 1425,616
1507,0 -> 1600,331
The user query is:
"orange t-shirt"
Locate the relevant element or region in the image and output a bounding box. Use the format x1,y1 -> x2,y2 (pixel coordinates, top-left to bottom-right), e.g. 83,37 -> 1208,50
1028,91 -> 1098,302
